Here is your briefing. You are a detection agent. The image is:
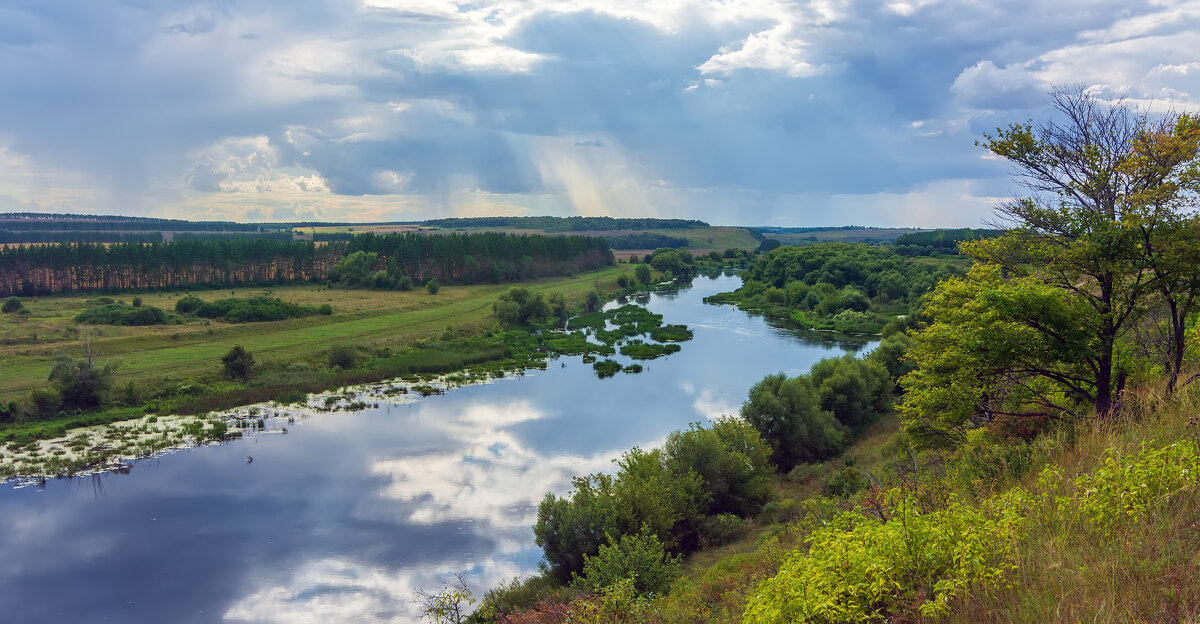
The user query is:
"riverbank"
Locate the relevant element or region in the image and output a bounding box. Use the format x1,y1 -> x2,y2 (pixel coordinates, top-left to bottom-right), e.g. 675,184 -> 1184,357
0,267 -> 640,446
0,369 -> 517,482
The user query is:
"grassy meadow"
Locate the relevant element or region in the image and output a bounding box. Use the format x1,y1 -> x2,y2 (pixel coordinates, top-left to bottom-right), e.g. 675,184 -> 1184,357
0,266 -> 628,402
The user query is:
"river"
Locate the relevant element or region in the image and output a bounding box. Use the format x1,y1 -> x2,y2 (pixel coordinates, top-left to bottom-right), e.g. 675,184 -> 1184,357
0,273 -> 873,623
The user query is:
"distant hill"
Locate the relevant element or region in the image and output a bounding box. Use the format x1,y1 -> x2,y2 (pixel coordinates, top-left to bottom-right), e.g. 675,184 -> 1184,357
755,226 -> 928,245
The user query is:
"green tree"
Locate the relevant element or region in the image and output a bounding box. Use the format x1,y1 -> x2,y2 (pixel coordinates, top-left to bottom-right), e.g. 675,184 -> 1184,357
2,297 -> 23,313
221,344 -> 255,380
741,373 -> 844,471
572,531 -> 681,597
49,339 -> 119,409
960,86 -> 1200,418
426,278 -> 440,294
661,417 -> 774,518
809,355 -> 892,430
634,263 -> 652,285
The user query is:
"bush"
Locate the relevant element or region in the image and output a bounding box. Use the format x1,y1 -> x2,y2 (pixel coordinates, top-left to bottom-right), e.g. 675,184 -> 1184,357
572,532 -> 681,597
75,303 -> 177,326
2,297 -> 24,313
131,296 -> 142,307
699,513 -> 745,547
221,345 -> 255,380
175,295 -> 204,314
744,491 -> 1028,622
49,346 -> 119,409
821,465 -> 867,497
426,278 -> 440,294
29,386 -> 62,417
193,296 -> 326,323
327,344 -> 358,369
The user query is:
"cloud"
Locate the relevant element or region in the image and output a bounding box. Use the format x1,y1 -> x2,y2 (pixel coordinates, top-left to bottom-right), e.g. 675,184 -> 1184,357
2,1 -> 1200,225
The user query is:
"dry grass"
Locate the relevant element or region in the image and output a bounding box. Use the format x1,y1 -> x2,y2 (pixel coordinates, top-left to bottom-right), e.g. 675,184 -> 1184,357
941,377 -> 1200,624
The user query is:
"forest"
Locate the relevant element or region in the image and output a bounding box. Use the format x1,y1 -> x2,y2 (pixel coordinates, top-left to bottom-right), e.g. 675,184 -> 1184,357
0,231 -> 612,297
705,243 -> 964,333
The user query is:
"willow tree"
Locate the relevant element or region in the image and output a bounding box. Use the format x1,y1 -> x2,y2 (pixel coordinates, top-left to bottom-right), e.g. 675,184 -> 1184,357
903,87 -> 1200,443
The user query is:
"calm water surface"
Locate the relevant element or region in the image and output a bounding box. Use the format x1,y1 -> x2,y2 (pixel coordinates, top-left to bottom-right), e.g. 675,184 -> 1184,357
0,274 -> 873,623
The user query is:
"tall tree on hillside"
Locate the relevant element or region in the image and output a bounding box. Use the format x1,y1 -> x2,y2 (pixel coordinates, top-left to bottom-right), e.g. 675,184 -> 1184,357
903,87 -> 1200,443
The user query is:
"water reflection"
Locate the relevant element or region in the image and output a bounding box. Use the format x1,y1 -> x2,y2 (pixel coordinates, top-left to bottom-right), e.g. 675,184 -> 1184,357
0,274 -> 877,623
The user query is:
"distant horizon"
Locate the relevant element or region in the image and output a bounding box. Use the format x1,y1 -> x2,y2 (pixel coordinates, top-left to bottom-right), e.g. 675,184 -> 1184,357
0,211 -> 967,230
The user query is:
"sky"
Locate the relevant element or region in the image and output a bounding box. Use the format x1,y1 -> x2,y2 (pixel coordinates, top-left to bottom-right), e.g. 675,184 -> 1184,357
1,1 -> 1199,227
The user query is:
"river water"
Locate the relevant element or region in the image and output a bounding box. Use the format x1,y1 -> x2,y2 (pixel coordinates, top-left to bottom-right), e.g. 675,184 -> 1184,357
0,273 -> 872,623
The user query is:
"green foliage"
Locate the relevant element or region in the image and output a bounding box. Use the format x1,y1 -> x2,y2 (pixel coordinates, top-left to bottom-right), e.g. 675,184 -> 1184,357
544,333 -> 613,357
820,465 -> 867,497
619,342 -> 681,360
327,344 -> 358,369
190,295 -> 328,323
648,324 -> 693,342
634,264 -> 652,285
493,287 -> 552,327
584,289 -> 601,312
740,373 -> 844,471
330,250 -> 380,287
29,386 -> 62,417
866,332 -> 914,382
2,296 -> 24,313
221,345 -> 255,380
417,573 -> 480,624
664,417 -> 775,518
175,295 -> 203,314
809,356 -> 892,431
900,265 -> 1094,447
48,345 -> 119,409
426,278 -> 441,294
706,243 -> 964,334
572,531 -> 681,596
74,302 -> 179,326
743,490 -> 1028,623
1073,440 -> 1200,532
592,359 -> 622,378
534,418 -> 775,583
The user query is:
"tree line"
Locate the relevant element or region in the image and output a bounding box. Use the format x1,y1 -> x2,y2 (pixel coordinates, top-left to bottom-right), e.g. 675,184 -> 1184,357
423,216 -> 707,232
892,228 -> 1004,256
0,231 -> 612,296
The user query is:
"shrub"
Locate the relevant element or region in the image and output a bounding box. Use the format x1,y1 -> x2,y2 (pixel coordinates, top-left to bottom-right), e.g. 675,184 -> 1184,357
426,278 -> 440,294
29,386 -> 62,417
49,347 -> 118,409
700,513 -> 745,547
572,532 -> 681,597
221,345 -> 255,380
821,465 -> 867,497
592,359 -> 621,378
2,297 -> 24,313
328,344 -> 358,369
131,296 -> 142,307
75,303 -> 177,326
175,295 -> 204,314
744,490 -> 1028,623
585,289 -> 601,312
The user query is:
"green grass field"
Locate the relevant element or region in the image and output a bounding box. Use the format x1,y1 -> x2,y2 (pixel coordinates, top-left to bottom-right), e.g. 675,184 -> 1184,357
0,267 -> 627,401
